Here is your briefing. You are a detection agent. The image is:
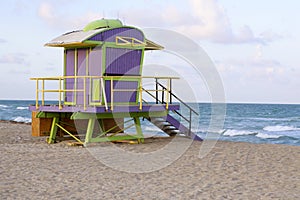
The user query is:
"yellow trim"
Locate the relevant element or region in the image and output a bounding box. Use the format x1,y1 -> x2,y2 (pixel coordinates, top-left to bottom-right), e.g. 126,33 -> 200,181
30,76 -> 178,110
115,36 -> 146,47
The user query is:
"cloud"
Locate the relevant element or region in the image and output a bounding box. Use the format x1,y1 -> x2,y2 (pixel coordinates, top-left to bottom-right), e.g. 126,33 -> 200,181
121,0 -> 279,45
0,53 -> 27,64
37,2 -> 102,31
37,0 -> 280,45
0,38 -> 7,43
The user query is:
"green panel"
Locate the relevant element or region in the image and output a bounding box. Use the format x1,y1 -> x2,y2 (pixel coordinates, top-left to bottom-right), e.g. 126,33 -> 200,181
92,79 -> 101,101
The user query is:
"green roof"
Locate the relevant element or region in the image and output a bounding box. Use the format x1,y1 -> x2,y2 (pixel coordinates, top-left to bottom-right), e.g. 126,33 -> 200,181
83,19 -> 123,31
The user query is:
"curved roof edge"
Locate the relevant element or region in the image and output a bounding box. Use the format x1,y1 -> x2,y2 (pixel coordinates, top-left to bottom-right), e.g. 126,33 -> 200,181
83,19 -> 123,32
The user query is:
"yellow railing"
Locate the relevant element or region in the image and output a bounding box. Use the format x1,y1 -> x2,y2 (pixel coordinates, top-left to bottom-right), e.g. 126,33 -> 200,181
30,76 -> 179,111
115,36 -> 146,47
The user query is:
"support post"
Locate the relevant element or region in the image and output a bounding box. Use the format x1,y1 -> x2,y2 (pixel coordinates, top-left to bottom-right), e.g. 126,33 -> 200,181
133,117 -> 144,143
155,78 -> 158,104
48,117 -> 59,144
84,118 -> 95,146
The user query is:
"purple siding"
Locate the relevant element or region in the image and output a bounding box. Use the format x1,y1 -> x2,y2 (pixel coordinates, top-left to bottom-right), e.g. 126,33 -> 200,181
105,80 -> 138,103
76,49 -> 87,105
88,27 -> 144,43
105,48 -> 142,75
88,47 -> 102,76
88,47 -> 102,104
65,50 -> 75,103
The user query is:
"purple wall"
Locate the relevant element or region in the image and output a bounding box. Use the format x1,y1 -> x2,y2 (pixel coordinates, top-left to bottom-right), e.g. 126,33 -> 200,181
88,47 -> 102,76
88,27 -> 144,43
105,48 -> 141,75
76,49 -> 87,105
65,49 -> 75,103
105,80 -> 138,103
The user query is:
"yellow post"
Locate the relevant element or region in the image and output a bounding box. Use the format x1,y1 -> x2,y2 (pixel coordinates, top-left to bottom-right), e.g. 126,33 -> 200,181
42,80 -> 45,106
110,77 -> 114,111
83,77 -> 86,110
35,80 -> 39,109
59,78 -> 62,110
166,78 -> 170,110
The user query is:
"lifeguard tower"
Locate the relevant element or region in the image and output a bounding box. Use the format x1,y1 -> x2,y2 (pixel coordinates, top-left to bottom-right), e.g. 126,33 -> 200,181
30,19 -> 201,145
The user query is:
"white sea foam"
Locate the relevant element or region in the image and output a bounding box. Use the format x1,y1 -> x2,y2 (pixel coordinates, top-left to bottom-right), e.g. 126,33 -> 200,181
223,129 -> 255,137
144,126 -> 162,132
256,132 -> 282,139
16,106 -> 28,110
0,104 -> 8,108
263,125 -> 300,132
12,116 -> 31,123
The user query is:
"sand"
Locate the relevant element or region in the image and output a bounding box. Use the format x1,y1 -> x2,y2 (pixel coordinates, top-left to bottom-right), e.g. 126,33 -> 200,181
0,121 -> 299,199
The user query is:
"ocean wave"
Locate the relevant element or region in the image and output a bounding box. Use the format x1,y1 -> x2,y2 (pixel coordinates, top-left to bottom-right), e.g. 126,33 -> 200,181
256,132 -> 282,139
0,104 -> 9,108
12,116 -> 31,123
223,129 -> 256,137
16,106 -> 28,110
263,125 -> 300,132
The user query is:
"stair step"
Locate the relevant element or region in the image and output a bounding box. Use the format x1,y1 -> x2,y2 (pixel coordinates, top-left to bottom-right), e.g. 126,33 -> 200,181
151,118 -> 166,123
162,126 -> 177,131
165,129 -> 181,136
155,122 -> 171,128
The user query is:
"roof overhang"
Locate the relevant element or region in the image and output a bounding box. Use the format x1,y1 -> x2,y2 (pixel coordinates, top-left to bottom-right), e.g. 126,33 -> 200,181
44,29 -> 101,47
45,29 -> 164,50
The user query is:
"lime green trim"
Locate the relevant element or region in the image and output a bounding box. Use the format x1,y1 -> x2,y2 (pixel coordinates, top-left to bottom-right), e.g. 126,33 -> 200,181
92,79 -> 101,101
83,40 -> 103,45
133,117 -> 144,143
84,118 -> 95,144
71,110 -> 168,120
89,135 -> 143,143
104,42 -> 144,50
36,112 -> 72,118
48,117 -> 59,144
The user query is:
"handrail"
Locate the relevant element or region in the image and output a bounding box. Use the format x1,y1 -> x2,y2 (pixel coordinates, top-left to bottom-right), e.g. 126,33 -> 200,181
156,81 -> 199,115
152,81 -> 199,135
31,75 -> 179,111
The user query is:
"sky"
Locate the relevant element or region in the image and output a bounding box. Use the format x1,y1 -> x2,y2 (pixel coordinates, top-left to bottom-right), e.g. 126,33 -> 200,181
0,0 -> 299,104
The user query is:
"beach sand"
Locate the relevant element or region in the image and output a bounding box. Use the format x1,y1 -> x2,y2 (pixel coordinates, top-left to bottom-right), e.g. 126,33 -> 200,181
1,121 -> 299,199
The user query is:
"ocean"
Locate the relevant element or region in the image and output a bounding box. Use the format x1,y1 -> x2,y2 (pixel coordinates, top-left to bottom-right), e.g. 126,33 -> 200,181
0,100 -> 299,146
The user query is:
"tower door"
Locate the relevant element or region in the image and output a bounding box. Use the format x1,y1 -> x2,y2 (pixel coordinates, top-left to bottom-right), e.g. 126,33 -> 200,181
104,47 -> 142,104
65,48 -> 96,106
65,49 -> 75,104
